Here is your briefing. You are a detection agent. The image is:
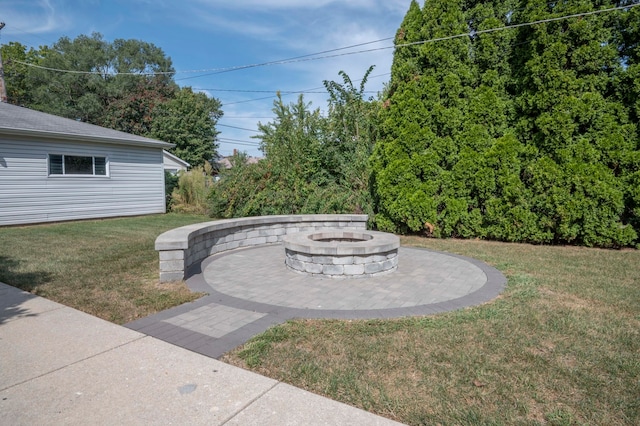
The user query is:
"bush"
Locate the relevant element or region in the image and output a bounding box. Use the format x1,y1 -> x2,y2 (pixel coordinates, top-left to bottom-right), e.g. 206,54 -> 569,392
170,164 -> 213,215
164,170 -> 179,211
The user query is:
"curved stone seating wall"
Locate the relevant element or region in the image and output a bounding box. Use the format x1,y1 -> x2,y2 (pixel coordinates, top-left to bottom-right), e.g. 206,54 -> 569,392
155,214 -> 368,282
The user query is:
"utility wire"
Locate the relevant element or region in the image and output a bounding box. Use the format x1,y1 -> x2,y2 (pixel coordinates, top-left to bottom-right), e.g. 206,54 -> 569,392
217,123 -> 260,132
10,3 -> 638,77
219,72 -> 390,106
11,36 -> 393,76
218,137 -> 261,145
195,87 -> 378,94
222,116 -> 275,119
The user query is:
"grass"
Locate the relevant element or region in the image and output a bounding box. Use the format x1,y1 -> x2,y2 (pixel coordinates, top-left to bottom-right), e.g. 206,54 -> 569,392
222,237 -> 640,425
2,217 -> 638,424
0,213 -> 210,324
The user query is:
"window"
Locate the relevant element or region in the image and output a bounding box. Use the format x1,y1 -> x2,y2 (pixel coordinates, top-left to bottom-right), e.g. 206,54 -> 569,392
49,154 -> 108,176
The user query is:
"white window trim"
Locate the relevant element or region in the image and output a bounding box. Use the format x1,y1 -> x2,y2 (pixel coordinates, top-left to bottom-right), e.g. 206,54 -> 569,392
48,153 -> 110,177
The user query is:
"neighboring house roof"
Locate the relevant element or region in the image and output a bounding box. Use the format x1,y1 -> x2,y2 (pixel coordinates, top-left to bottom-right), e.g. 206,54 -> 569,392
0,102 -> 173,149
218,156 -> 263,169
163,150 -> 190,170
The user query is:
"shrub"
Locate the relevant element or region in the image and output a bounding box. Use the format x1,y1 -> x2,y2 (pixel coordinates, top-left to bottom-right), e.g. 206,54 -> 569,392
170,163 -> 213,214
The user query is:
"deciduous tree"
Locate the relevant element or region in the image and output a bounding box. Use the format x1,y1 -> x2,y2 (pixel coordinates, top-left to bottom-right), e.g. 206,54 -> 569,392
151,87 -> 222,167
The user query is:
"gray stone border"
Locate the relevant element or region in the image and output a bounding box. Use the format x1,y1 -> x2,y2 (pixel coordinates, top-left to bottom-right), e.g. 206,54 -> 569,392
155,214 -> 368,282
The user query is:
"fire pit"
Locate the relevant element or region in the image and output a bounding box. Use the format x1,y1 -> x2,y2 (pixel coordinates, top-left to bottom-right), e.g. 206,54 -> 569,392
282,230 -> 399,278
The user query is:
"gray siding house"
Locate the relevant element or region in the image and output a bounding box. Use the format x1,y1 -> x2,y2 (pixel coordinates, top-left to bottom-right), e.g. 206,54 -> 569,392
0,102 -> 174,226
162,150 -> 190,174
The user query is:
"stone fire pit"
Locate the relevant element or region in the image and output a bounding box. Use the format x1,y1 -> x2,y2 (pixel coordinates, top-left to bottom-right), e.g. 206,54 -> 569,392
282,230 -> 400,278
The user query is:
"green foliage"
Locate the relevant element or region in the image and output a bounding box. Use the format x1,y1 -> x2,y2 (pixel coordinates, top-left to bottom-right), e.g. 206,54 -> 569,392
210,85 -> 380,220
170,164 -> 213,215
371,0 -> 640,247
164,170 -> 179,211
151,87 -> 222,167
1,33 -> 222,167
0,41 -> 36,105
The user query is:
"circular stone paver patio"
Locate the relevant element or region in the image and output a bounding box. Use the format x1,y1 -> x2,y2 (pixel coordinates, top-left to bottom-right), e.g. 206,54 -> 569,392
126,243 -> 506,359
204,245 -> 491,310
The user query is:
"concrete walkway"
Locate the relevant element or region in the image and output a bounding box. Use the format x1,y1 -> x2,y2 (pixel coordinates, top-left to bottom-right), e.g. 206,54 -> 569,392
0,282 -> 403,425
0,244 -> 506,424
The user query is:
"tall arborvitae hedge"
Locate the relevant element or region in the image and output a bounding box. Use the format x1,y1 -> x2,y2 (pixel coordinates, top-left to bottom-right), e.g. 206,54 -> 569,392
371,0 -> 640,247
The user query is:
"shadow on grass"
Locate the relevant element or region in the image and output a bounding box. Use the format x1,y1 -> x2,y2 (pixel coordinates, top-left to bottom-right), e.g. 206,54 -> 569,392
0,256 -> 53,325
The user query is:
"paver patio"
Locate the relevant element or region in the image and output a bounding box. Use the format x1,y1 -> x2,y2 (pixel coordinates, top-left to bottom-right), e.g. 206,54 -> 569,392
126,244 -> 506,359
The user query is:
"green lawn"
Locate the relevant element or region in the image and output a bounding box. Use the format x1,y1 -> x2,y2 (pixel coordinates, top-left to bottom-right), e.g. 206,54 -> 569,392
223,237 -> 640,426
0,213 -> 209,324
2,217 -> 638,424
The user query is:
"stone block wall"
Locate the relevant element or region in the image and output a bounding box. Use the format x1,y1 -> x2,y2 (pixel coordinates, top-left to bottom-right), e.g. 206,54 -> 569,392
155,215 -> 368,282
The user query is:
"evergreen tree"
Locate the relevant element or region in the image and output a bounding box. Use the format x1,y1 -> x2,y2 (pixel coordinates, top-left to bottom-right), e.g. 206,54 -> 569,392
371,0 -> 639,246
373,0 -> 518,237
512,0 -> 637,245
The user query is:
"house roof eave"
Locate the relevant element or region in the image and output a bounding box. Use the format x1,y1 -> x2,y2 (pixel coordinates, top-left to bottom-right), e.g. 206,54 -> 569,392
0,127 -> 175,149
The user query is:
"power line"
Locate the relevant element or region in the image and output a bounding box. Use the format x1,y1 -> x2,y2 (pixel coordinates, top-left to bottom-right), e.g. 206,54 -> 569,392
222,116 -> 275,119
223,94 -> 281,106
10,36 -> 393,77
10,4 -> 638,78
218,137 -> 261,146
217,123 -> 260,132
219,72 -> 391,106
195,87 -> 378,94
174,37 -> 394,82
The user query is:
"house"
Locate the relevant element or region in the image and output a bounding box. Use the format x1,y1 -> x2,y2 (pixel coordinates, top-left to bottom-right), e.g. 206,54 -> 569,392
0,102 -> 174,226
162,150 -> 189,175
217,155 -> 262,170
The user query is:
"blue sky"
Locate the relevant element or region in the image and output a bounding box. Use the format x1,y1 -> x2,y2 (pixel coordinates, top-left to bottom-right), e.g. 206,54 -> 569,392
2,0 -> 412,157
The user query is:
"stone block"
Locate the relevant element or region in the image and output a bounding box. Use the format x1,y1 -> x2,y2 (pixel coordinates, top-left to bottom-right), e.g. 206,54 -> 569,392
286,258 -> 304,271
271,227 -> 286,236
312,256 -> 334,265
304,262 -> 323,274
258,228 -> 274,237
159,250 -> 184,261
322,264 -> 344,275
246,230 -> 261,239
353,255 -> 370,265
244,237 -> 267,246
193,242 -> 205,254
364,262 -> 384,274
159,271 -> 184,282
266,235 -> 279,243
296,252 -> 313,262
343,264 -> 365,275
233,232 -> 247,241
382,259 -> 397,270
160,259 -> 184,272
332,256 -> 354,265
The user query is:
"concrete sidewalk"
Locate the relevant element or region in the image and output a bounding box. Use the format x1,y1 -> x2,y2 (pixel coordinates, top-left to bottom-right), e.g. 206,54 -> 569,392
0,282 -> 403,425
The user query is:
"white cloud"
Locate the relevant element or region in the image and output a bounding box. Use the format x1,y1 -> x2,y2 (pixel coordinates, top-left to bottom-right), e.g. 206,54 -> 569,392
191,0 -> 411,12
2,0 -> 70,37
